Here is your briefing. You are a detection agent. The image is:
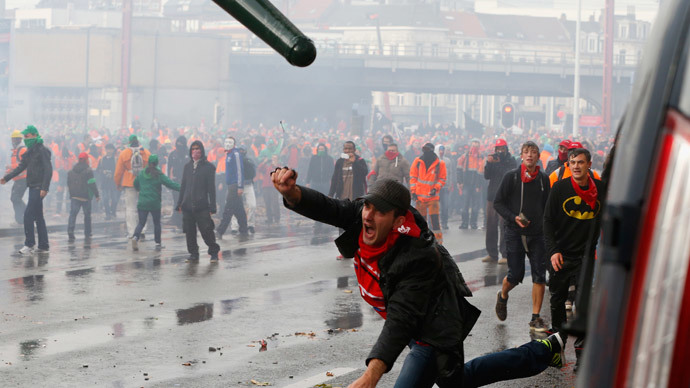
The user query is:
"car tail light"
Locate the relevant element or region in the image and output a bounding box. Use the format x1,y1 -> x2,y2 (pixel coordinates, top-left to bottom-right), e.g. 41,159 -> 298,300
615,109 -> 690,388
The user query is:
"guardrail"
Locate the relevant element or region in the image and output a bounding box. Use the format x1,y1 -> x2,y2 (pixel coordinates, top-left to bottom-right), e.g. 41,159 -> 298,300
230,39 -> 641,68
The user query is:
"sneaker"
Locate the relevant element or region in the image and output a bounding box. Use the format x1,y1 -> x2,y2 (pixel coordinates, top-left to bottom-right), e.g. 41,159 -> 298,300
131,238 -> 138,251
498,257 -> 508,264
68,234 -> 75,243
155,243 -> 163,250
18,246 -> 34,254
248,226 -> 255,234
565,300 -> 573,310
35,247 -> 49,253
458,224 -> 468,230
210,255 -> 219,262
185,255 -> 199,263
442,224 -> 449,230
495,291 -> 508,321
481,255 -> 496,263
140,233 -> 146,241
230,230 -> 238,235
529,317 -> 547,332
535,332 -> 565,368
336,255 -> 345,260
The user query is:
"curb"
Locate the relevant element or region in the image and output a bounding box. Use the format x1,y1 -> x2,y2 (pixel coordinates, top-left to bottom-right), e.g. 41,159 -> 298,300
0,220 -> 121,238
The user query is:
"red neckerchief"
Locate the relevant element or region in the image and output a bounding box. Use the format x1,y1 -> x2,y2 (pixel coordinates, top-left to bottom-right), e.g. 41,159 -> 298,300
521,164 -> 540,183
571,175 -> 598,210
384,150 -> 399,160
357,210 -> 421,258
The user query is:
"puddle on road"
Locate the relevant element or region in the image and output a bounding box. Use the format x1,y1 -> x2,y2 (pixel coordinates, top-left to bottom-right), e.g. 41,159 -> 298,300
0,276 -> 364,367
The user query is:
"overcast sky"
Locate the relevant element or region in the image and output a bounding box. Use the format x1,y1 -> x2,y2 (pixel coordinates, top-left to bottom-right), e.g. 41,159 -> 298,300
4,0 -> 660,24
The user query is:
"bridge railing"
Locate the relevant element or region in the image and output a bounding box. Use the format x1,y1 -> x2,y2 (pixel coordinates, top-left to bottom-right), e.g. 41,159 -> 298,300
231,38 -> 641,68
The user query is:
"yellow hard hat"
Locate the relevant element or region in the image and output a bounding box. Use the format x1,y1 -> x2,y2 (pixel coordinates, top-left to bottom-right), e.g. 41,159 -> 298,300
11,130 -> 22,138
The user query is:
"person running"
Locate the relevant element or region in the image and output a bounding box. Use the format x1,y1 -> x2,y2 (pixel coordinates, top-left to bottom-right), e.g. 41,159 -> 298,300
1,125 -> 53,254
131,154 -> 180,251
271,171 -> 564,387
492,141 -> 550,332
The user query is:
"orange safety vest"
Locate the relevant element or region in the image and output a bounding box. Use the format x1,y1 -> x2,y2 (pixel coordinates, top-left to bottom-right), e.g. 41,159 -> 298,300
8,146 -> 27,180
457,152 -> 484,174
409,157 -> 447,202
549,163 -> 601,187
540,151 -> 553,170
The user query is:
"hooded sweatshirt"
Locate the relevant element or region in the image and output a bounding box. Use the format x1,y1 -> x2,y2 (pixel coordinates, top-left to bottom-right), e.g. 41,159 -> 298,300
68,161 -> 99,201
176,140 -> 217,213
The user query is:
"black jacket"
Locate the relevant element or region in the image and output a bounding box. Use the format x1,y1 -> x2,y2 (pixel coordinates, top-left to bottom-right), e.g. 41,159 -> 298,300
96,154 -> 117,190
68,161 -> 99,200
4,142 -> 52,191
545,158 -> 566,176
168,136 -> 189,183
306,154 -> 334,187
176,141 -> 217,213
483,153 -> 517,201
329,156 -> 368,199
493,167 -> 550,236
288,186 -> 480,381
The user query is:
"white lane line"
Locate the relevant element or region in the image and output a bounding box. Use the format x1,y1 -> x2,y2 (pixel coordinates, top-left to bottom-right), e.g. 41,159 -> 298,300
282,367 -> 357,388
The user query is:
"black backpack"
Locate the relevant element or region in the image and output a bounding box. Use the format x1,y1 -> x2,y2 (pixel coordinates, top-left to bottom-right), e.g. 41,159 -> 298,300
243,157 -> 256,181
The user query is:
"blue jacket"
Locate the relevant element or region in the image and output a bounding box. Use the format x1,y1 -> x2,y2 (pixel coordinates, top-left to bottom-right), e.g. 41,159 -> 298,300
225,148 -> 244,188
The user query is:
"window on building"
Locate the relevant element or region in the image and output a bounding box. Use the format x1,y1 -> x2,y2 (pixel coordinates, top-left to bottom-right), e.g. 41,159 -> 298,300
20,19 -> 46,29
415,94 -> 422,106
397,93 -> 405,106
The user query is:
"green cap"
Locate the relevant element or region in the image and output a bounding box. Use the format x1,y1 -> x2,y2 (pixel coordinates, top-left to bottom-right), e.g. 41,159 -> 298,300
128,134 -> 138,144
148,154 -> 158,164
21,125 -> 39,136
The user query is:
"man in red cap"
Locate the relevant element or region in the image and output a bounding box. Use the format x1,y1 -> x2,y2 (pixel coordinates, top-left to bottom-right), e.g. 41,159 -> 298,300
483,138 -> 517,263
545,139 -> 571,175
548,142 -> 600,187
67,152 -> 100,242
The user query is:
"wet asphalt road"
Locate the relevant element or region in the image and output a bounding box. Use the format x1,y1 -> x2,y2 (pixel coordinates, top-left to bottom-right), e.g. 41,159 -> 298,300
0,213 -> 578,388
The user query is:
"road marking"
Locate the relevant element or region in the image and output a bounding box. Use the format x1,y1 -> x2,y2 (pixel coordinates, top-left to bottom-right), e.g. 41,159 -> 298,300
283,367 -> 356,388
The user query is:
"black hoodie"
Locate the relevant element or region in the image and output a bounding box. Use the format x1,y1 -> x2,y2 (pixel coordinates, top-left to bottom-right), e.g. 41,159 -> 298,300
68,160 -> 99,200
176,140 -> 216,213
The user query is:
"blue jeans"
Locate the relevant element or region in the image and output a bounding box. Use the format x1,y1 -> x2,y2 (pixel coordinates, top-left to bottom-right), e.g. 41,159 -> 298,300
67,198 -> 92,237
24,187 -> 49,249
394,340 -> 551,388
133,209 -> 161,244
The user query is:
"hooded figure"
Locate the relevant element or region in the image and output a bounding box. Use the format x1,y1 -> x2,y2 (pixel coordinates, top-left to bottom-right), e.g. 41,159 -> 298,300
176,140 -> 220,261
67,152 -> 100,241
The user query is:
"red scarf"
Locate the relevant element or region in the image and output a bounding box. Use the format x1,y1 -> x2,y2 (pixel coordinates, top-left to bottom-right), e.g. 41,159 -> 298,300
521,164 -> 540,183
385,150 -> 399,160
571,175 -> 598,210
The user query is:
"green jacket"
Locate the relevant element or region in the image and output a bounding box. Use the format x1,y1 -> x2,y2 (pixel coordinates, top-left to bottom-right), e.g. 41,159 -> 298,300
133,168 -> 180,211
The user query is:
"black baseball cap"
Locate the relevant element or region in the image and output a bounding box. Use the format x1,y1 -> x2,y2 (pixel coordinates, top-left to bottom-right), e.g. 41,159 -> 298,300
360,178 -> 411,213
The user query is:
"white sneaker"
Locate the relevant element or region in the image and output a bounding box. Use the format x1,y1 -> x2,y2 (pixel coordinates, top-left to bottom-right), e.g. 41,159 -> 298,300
18,246 -> 34,254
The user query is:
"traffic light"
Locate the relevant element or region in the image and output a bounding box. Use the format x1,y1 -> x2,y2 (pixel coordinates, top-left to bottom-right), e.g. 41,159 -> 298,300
501,103 -> 515,128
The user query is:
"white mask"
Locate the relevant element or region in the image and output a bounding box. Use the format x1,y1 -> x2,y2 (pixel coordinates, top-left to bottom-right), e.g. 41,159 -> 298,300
224,138 -> 235,151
